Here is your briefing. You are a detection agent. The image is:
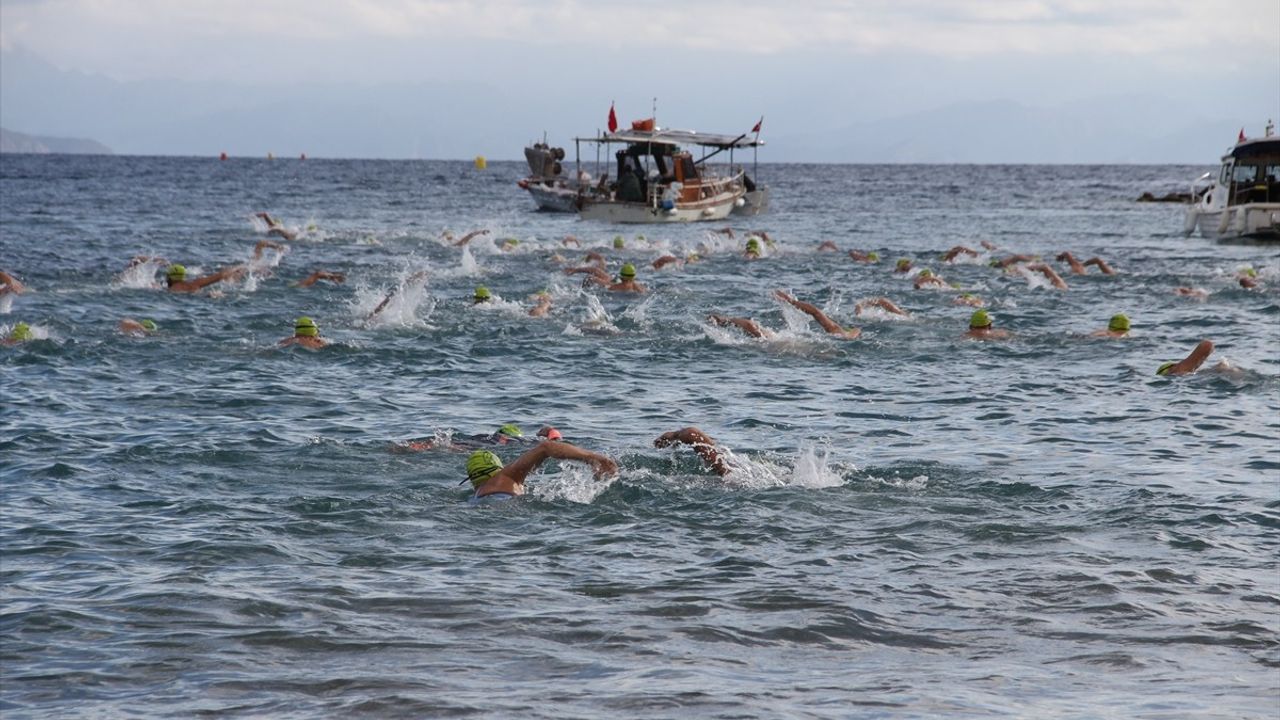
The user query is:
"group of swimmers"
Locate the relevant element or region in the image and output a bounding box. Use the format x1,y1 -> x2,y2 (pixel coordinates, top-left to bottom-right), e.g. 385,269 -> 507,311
1,217 -> 1264,501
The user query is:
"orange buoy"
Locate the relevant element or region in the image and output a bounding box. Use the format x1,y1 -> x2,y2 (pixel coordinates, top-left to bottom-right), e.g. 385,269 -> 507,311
219,152 -> 228,161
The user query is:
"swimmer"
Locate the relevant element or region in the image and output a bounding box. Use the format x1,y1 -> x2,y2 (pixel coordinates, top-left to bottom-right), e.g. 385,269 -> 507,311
1056,251 -> 1116,276
498,237 -> 519,251
118,318 -> 158,337
748,231 -> 774,248
164,263 -> 246,293
296,270 -> 346,287
654,426 -> 730,476
3,321 -> 34,346
1156,339 -> 1214,377
608,264 -> 647,293
942,246 -> 979,262
396,424 -> 528,453
1238,267 -> 1259,289
913,269 -> 949,289
712,227 -> 736,240
365,270 -> 428,322
707,313 -> 772,339
537,426 -> 563,441
529,291 -> 553,317
895,258 -> 913,274
980,240 -> 999,251
465,440 -> 618,500
451,229 -> 490,247
1174,287 -> 1210,301
652,255 -> 682,270
561,235 -> 582,248
965,309 -> 1011,340
255,212 -> 297,241
773,290 -> 861,339
613,235 -> 625,250
953,292 -> 985,307
0,270 -> 27,296
854,297 -> 909,317
565,264 -> 612,287
744,237 -> 762,259
1091,313 -> 1130,338
848,250 -> 880,263
473,286 -> 493,304
817,240 -> 839,252
279,316 -> 328,349
990,254 -> 1038,269
1025,262 -> 1069,290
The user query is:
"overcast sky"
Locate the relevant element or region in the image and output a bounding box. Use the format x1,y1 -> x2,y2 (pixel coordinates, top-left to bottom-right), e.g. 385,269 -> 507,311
1,0 -> 1277,160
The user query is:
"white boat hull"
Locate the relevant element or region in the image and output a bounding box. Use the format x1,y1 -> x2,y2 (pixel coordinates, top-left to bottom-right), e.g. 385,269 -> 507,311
732,187 -> 769,216
1186,204 -> 1280,240
579,189 -> 743,224
524,183 -> 579,213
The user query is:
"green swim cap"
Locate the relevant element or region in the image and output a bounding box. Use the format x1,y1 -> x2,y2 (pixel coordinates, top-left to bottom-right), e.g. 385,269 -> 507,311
498,423 -> 523,438
166,264 -> 187,281
620,263 -> 637,280
969,309 -> 992,329
466,450 -> 504,488
613,235 -> 625,249
897,258 -> 911,270
9,322 -> 33,341
500,237 -> 519,247
919,268 -> 933,278
140,319 -> 158,332
1157,361 -> 1176,376
474,286 -> 492,301
989,259 -> 1002,267
1244,267 -> 1257,277
746,238 -> 761,253
868,252 -> 880,261
636,234 -> 646,242
294,316 -> 319,337
1108,314 -> 1130,332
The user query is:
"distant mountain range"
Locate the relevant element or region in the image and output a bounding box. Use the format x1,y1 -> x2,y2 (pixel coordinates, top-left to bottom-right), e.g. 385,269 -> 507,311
0,127 -> 113,154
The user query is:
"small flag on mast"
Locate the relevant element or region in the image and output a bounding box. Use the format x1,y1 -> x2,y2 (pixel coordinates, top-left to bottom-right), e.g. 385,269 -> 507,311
1238,127 -> 1246,142
608,103 -> 618,133
752,117 -> 763,134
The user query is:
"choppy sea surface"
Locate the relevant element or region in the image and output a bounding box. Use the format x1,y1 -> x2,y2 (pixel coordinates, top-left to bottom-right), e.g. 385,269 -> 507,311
1,155 -> 1278,718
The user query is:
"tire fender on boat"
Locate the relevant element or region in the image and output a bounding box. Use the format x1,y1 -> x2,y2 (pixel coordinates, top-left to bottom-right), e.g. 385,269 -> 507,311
1217,209 -> 1232,235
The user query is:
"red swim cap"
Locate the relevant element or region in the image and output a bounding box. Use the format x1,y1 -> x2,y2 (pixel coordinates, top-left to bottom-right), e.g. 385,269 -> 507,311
540,426 -> 563,440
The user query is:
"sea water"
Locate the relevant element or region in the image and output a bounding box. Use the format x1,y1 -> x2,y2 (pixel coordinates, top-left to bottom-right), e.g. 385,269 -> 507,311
1,155 -> 1278,718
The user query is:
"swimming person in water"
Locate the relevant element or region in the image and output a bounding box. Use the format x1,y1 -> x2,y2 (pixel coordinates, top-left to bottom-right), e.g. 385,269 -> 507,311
1091,314 -> 1130,338
295,270 -> 346,287
465,440 -> 618,501
164,263 -> 246,293
256,212 -> 297,241
608,264 -> 647,293
1056,252 -> 1116,276
854,297 -> 910,317
965,309 -> 1011,339
279,316 -> 328,349
396,424 -> 532,453
773,290 -> 861,339
1025,262 -> 1069,290
3,321 -> 34,346
1156,340 -> 1214,377
848,250 -> 879,263
1,270 -> 29,296
654,426 -> 731,476
118,318 -> 158,337
913,269 -> 949,289
744,237 -> 762,259
707,313 -> 772,339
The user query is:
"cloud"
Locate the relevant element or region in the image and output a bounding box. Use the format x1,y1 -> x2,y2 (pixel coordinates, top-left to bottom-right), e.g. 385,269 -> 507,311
2,0 -> 1276,81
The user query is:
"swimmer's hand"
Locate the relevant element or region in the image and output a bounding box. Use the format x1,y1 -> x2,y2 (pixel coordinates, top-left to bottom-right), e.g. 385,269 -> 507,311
591,456 -> 619,480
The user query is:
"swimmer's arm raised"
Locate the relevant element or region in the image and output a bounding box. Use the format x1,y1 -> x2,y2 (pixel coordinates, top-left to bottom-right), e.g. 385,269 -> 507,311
654,427 -> 730,476
500,440 -> 618,483
1166,340 -> 1214,376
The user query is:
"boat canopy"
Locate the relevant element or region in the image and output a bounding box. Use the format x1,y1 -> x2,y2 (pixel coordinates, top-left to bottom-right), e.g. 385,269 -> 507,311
576,128 -> 764,149
1228,137 -> 1280,161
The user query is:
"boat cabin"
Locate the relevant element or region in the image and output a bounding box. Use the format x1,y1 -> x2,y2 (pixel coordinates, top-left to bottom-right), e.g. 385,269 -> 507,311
1220,137 -> 1280,206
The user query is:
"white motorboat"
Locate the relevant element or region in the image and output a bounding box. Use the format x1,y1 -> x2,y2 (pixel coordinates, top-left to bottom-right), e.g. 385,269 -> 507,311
1183,122 -> 1280,241
572,123 -> 766,224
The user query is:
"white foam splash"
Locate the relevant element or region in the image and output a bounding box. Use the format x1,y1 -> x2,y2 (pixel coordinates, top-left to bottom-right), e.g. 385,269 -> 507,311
0,295 -> 12,315
113,259 -> 165,289
714,443 -> 847,490
529,464 -> 616,504
620,293 -> 656,325
354,270 -> 433,328
2,322 -> 50,341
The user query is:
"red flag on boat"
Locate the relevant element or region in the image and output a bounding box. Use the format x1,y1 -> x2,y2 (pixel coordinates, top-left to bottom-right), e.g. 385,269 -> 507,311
752,117 -> 763,134
1238,127 -> 1246,142
608,103 -> 618,133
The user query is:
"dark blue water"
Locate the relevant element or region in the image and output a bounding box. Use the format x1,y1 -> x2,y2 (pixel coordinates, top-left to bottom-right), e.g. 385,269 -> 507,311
2,155 -> 1278,718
